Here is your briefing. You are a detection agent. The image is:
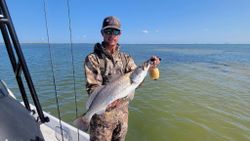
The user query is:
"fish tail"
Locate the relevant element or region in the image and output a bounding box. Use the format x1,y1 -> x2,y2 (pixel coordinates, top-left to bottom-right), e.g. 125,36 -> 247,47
73,114 -> 90,132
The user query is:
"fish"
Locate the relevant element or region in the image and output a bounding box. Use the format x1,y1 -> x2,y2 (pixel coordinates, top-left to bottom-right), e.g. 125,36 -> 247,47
73,61 -> 151,131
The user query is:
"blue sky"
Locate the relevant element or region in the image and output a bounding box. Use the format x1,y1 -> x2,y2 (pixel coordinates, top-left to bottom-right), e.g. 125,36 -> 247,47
2,0 -> 250,44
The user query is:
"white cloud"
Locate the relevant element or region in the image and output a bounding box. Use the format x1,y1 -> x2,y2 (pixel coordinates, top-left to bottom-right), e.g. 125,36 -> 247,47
82,35 -> 87,38
142,30 -> 149,34
155,29 -> 159,33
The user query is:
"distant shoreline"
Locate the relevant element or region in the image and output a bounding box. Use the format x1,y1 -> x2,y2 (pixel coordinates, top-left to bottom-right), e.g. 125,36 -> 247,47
1,43 -> 250,45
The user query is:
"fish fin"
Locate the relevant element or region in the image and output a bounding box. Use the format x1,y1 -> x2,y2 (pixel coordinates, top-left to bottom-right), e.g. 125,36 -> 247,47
127,91 -> 135,101
73,115 -> 90,132
86,86 -> 104,110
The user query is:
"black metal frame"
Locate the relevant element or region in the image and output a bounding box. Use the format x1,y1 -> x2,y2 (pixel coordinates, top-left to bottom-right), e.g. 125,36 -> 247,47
0,0 -> 49,123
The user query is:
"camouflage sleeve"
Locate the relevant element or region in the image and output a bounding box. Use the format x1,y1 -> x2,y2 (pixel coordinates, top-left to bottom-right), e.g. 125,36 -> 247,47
124,54 -> 151,72
84,54 -> 103,95
124,54 -> 137,73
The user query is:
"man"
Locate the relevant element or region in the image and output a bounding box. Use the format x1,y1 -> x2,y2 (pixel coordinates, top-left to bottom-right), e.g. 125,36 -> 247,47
84,16 -> 160,141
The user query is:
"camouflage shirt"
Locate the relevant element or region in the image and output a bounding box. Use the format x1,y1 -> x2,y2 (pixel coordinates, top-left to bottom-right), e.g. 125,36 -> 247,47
84,42 -> 137,95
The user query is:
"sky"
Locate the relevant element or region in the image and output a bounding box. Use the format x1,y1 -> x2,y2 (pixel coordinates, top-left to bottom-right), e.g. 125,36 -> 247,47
2,0 -> 250,44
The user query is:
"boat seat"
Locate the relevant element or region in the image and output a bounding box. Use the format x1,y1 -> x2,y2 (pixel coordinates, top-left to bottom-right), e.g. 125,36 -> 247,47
0,80 -> 45,141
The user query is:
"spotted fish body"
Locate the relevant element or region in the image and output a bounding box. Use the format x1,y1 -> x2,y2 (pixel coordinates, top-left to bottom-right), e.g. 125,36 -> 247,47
73,62 -> 150,131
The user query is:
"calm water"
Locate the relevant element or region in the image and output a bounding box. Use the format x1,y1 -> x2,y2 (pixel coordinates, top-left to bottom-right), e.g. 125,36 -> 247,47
1,44 -> 250,141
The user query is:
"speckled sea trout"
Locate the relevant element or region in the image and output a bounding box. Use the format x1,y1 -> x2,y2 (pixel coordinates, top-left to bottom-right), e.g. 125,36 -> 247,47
73,61 -> 151,131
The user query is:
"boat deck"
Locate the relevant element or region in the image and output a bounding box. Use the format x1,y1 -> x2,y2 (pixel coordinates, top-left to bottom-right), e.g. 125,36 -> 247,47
40,124 -> 58,141
31,104 -> 90,141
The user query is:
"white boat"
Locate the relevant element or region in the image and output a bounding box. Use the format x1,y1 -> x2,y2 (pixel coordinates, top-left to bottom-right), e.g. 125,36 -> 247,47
0,80 -> 89,141
0,0 -> 89,140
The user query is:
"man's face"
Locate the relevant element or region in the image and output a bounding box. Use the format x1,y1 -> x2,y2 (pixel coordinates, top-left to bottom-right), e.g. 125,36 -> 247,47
102,28 -> 121,46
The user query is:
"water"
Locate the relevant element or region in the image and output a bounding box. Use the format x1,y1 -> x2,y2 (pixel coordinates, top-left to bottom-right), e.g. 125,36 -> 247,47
1,44 -> 250,141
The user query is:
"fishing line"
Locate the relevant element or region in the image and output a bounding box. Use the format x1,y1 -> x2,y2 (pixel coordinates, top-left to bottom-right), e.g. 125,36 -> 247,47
65,0 -> 80,140
42,0 -> 64,140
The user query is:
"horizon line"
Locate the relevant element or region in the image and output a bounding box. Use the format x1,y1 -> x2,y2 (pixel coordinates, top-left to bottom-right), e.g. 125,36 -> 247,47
1,42 -> 250,45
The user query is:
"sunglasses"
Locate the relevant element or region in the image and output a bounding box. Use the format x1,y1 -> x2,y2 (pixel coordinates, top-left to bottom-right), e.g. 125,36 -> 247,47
103,28 -> 121,36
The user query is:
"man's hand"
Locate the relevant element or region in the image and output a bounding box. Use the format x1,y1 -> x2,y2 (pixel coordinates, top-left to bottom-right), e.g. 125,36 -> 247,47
150,56 -> 161,68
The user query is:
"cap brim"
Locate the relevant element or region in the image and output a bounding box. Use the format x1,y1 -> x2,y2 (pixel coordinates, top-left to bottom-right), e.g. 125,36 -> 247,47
102,26 -> 121,30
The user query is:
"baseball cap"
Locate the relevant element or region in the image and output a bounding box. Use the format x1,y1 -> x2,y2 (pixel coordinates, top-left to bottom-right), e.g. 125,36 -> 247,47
102,16 -> 121,30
